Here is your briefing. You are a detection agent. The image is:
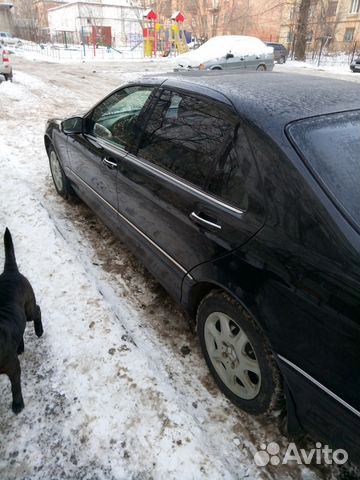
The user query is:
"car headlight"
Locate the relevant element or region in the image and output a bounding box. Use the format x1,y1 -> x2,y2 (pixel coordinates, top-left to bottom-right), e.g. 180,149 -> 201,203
199,64 -> 205,70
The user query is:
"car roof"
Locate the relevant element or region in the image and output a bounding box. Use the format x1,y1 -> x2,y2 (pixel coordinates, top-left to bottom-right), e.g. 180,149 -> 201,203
141,72 -> 360,139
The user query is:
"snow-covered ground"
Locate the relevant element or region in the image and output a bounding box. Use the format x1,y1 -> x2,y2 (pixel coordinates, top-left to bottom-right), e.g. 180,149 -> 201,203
281,59 -> 357,77
0,55 -> 356,480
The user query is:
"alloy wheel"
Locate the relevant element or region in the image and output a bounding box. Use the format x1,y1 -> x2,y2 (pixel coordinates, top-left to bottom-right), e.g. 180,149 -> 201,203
204,311 -> 261,400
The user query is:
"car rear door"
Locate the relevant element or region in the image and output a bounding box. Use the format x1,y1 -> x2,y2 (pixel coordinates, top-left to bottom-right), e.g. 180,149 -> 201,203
113,84 -> 266,298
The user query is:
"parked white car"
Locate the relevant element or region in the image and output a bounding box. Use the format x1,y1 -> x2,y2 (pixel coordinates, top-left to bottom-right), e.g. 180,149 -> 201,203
175,35 -> 274,72
0,31 -> 22,47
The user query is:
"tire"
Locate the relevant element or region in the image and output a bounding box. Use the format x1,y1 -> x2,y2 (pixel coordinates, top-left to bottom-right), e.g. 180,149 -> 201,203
48,145 -> 74,199
256,64 -> 266,71
211,67 -> 222,70
278,56 -> 286,64
197,290 -> 283,415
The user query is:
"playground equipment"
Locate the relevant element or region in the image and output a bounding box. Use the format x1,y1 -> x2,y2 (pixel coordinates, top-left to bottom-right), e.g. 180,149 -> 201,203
170,11 -> 189,55
143,9 -> 189,57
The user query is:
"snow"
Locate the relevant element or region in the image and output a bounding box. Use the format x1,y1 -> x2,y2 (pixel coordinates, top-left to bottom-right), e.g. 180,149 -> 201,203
0,56 -> 352,479
281,59 -> 356,76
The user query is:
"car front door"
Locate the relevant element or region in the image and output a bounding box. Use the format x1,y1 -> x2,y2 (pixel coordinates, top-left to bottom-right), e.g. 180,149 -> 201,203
224,51 -> 245,70
65,85 -> 155,230
113,85 -> 266,298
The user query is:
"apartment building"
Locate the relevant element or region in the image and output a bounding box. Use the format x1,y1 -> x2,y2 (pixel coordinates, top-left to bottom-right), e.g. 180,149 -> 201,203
0,0 -> 13,33
279,0 -> 359,53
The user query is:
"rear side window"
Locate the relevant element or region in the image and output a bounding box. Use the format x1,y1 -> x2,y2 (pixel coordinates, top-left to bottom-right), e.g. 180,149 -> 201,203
206,125 -> 252,210
137,89 -> 239,189
288,110 -> 360,228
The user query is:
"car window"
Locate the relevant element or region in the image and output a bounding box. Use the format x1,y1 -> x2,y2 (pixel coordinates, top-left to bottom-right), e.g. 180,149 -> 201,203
137,89 -> 239,189
206,125 -> 252,210
287,110 -> 360,228
88,86 -> 154,150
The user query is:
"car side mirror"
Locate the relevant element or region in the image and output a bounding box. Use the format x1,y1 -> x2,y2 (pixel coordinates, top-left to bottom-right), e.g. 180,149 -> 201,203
61,116 -> 83,135
226,53 -> 234,59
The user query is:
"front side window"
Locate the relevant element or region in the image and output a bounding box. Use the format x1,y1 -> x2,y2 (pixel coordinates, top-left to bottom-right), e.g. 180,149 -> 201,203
88,86 -> 154,150
137,89 -> 239,189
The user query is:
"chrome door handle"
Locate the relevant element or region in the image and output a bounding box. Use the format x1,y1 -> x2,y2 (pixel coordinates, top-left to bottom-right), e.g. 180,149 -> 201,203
190,212 -> 222,230
102,157 -> 117,169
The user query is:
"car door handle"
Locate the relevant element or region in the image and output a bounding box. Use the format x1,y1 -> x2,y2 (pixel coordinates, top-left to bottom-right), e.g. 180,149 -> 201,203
189,212 -> 222,231
102,157 -> 117,169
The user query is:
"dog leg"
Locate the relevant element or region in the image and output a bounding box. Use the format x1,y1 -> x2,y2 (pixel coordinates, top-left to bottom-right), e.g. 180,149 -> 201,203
17,337 -> 24,355
8,357 -> 25,414
34,305 -> 43,338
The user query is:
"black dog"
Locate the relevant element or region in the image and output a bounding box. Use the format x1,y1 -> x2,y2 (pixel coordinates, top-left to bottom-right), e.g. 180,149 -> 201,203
0,228 -> 43,413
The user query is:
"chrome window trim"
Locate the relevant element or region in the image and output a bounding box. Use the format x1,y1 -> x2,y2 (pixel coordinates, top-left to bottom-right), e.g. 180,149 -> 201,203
278,354 -> 360,418
70,170 -> 193,279
125,153 -> 246,216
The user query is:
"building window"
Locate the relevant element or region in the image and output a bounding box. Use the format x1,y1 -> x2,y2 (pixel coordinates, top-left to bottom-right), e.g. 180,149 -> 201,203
344,27 -> 355,41
306,31 -> 313,43
287,31 -> 294,43
326,1 -> 338,16
350,0 -> 360,13
289,6 -> 297,20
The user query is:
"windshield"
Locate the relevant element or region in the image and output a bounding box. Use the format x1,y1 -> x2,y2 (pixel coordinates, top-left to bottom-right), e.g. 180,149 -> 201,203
288,110 -> 360,228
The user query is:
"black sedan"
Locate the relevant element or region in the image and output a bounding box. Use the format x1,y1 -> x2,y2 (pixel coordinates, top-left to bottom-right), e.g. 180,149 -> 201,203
45,72 -> 360,464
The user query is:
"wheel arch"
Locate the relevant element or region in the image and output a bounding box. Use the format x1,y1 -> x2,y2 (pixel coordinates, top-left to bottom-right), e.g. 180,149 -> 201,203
184,278 -> 262,331
256,63 -> 267,71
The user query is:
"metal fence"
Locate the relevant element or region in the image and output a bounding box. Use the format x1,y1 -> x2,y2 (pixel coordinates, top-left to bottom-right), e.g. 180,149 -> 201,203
277,33 -> 358,66
305,40 -> 358,67
17,40 -> 144,61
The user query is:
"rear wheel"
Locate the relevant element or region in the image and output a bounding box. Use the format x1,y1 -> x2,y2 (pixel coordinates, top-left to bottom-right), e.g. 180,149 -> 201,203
256,64 -> 266,71
48,145 -> 74,199
278,56 -> 286,64
197,291 -> 283,415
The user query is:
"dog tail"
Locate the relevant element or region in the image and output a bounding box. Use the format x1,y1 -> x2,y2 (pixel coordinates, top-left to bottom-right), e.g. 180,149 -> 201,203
4,228 -> 18,271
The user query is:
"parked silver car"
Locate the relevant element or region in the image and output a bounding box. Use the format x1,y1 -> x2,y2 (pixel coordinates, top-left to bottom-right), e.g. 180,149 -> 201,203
0,45 -> 13,81
175,35 -> 274,72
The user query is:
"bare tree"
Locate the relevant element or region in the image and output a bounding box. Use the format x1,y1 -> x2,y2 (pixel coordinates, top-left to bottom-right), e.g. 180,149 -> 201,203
293,0 -> 311,60
12,0 -> 42,41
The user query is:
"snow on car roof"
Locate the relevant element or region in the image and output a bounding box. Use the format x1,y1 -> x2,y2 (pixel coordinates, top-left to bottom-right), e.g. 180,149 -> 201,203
177,35 -> 270,64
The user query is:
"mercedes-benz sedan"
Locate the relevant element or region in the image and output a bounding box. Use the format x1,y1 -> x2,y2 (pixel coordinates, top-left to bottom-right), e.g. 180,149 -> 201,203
45,72 -> 360,465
